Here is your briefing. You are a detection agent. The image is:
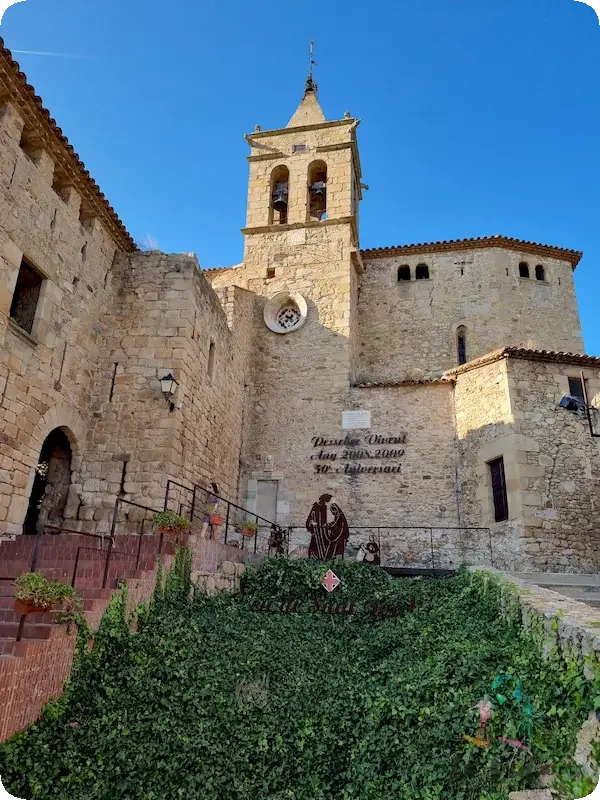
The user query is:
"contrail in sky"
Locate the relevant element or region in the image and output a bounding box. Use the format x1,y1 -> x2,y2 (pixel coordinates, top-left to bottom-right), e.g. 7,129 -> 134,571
10,49 -> 89,58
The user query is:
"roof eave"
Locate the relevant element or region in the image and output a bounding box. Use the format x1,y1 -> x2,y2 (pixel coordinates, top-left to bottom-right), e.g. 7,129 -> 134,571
360,236 -> 583,269
0,38 -> 135,252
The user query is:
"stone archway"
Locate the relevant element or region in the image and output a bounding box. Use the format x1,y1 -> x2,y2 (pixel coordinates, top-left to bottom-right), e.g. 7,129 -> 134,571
19,404 -> 86,534
24,427 -> 73,535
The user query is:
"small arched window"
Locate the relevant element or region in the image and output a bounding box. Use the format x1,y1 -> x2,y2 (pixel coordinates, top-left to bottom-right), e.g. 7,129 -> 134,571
415,263 -> 429,280
535,264 -> 545,281
457,326 -> 467,366
397,265 -> 411,282
270,165 -> 289,225
519,262 -> 529,279
307,160 -> 327,221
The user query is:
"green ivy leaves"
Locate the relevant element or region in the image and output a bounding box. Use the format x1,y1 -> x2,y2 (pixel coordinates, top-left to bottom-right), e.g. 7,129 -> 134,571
0,559 -> 594,800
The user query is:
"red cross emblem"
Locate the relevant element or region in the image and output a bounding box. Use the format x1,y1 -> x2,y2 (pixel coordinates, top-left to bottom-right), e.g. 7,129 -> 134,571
322,569 -> 341,593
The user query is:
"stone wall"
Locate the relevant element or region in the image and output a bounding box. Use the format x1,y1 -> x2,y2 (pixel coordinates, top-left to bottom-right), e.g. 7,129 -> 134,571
0,99 -> 121,536
0,86 -> 258,536
76,251 -> 254,529
344,383 -> 462,565
506,358 -> 600,571
454,354 -> 600,571
453,357 -> 524,567
358,247 -> 583,383
212,224 -> 357,526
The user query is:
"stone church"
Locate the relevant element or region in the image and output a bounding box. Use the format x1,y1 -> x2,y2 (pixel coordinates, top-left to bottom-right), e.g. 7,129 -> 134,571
1,38 -> 599,571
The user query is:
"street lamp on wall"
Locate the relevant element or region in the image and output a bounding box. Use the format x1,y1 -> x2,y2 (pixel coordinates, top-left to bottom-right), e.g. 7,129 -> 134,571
160,373 -> 179,411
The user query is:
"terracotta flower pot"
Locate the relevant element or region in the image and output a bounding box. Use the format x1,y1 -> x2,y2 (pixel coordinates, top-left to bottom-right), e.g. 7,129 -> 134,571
239,527 -> 257,537
14,598 -> 50,615
158,526 -> 185,536
210,514 -> 225,526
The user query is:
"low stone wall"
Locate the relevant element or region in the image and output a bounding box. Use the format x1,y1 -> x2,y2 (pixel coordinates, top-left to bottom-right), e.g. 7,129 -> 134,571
470,567 -> 600,787
192,560 -> 246,596
189,535 -> 246,573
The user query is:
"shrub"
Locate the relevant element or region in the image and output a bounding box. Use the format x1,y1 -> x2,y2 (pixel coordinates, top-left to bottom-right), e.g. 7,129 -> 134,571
14,572 -> 81,612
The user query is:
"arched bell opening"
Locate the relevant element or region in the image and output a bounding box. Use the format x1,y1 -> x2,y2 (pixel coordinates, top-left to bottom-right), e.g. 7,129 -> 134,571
307,160 -> 327,221
270,165 -> 289,225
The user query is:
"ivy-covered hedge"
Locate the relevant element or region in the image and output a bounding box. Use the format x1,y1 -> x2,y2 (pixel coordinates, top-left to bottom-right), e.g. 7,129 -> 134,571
0,556 -> 596,799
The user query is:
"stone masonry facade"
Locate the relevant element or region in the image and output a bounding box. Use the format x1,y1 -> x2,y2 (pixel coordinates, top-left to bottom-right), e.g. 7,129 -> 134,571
1,38 -> 599,571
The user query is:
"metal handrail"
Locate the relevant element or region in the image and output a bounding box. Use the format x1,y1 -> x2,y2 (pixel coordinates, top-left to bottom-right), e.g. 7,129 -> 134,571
1,512 -> 167,642
163,479 -> 283,552
285,524 -> 494,575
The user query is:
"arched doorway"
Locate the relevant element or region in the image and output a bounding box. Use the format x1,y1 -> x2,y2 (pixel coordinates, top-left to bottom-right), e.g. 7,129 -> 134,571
24,427 -> 73,535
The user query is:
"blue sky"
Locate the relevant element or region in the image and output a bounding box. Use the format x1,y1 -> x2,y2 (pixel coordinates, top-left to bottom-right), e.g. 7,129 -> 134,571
2,0 -> 599,351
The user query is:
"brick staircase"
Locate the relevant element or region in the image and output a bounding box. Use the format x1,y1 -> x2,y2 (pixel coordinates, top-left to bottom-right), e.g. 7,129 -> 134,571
0,530 -> 178,740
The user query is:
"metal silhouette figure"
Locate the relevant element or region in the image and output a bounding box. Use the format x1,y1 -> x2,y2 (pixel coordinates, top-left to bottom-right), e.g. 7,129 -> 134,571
306,494 -> 349,560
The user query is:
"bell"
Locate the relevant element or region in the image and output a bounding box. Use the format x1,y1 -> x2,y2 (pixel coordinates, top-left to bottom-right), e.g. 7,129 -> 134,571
310,181 -> 326,196
272,182 -> 288,211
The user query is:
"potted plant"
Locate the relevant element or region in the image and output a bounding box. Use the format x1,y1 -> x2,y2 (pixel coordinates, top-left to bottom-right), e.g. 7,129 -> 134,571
237,520 -> 259,538
207,504 -> 225,527
14,573 -> 81,616
153,510 -> 191,536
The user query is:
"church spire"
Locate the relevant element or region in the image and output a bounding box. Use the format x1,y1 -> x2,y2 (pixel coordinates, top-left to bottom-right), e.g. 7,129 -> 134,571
286,40 -> 326,128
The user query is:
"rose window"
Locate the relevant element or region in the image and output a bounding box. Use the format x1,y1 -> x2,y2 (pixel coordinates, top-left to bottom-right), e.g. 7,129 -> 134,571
264,292 -> 308,334
276,306 -> 301,329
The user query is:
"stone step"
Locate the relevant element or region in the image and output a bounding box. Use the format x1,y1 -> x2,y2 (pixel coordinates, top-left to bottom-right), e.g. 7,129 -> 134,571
509,571 -> 600,587
535,586 -> 600,607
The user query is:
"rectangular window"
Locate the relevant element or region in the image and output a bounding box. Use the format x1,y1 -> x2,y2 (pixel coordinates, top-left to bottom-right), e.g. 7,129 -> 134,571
292,144 -> 306,152
488,457 -> 509,522
568,377 -> 585,405
10,257 -> 43,335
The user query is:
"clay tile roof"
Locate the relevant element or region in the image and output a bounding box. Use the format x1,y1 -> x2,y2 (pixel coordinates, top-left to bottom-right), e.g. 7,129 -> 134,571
0,38 -> 135,251
360,235 -> 583,269
444,347 -> 600,376
203,265 -> 239,277
353,378 -> 452,388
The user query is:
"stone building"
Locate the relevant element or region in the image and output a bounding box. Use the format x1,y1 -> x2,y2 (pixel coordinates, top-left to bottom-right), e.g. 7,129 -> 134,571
1,38 -> 599,571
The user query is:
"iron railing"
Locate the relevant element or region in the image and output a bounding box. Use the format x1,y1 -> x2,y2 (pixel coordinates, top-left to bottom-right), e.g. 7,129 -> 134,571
284,525 -> 493,574
0,498 -> 169,641
162,479 -> 288,556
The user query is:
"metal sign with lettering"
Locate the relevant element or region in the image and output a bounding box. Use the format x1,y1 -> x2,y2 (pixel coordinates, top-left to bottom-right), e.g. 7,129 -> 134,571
310,433 -> 406,476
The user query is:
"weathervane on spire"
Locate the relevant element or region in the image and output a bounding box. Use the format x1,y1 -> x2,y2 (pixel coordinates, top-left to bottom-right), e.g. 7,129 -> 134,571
305,39 -> 318,94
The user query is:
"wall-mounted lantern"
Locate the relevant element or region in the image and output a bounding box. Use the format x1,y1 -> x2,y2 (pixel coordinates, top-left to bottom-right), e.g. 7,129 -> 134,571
160,373 -> 179,411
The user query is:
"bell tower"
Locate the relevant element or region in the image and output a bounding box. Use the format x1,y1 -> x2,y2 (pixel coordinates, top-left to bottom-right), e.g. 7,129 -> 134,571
243,74 -> 363,238
236,58 -> 366,523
